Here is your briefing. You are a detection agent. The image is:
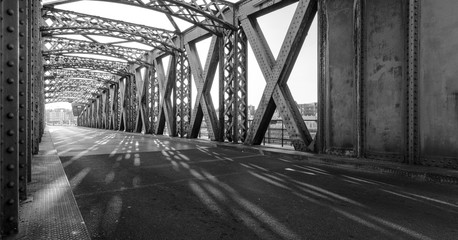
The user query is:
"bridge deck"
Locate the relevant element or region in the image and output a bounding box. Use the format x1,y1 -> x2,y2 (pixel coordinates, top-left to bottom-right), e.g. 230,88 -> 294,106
20,126 -> 458,239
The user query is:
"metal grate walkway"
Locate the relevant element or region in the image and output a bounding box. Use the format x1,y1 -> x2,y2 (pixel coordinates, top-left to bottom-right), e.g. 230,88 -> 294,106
15,129 -> 90,240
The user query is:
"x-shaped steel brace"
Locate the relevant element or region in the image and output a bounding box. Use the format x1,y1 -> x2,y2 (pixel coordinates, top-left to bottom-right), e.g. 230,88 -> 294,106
134,67 -> 150,133
186,36 -> 222,141
118,77 -> 129,131
240,0 -> 317,151
155,55 -> 177,136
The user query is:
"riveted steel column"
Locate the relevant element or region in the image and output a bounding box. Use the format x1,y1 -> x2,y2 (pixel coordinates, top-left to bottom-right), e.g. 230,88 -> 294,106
109,83 -> 118,129
234,26 -> 248,143
26,0 -> 34,182
222,27 -> 248,143
151,66 -> 159,133
223,30 -> 234,142
18,0 -> 29,200
1,0 -> 20,235
144,66 -> 153,134
129,72 -> 137,132
176,52 -> 191,138
407,0 -> 419,164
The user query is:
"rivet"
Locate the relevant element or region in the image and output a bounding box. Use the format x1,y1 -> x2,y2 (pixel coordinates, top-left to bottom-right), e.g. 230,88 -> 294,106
7,113 -> 14,118
20,128 -> 24,132
20,56 -> 24,60
7,61 -> 15,67
7,78 -> 14,84
19,139 -> 24,144
7,44 -> 14,50
20,44 -> 24,49
20,116 -> 25,120
6,164 -> 15,170
7,199 -> 15,205
7,26 -> 15,32
19,187 -> 25,192
20,163 -> 25,168
8,217 -> 15,222
7,9 -> 14,15
19,152 -> 25,156
19,92 -> 24,96
19,176 -> 25,181
7,130 -> 15,136
20,104 -> 25,108
6,147 -> 15,153
7,181 -> 15,188
20,20 -> 25,25
6,95 -> 14,101
20,8 -> 24,13
19,32 -> 25,37
19,67 -> 24,72
19,80 -> 25,84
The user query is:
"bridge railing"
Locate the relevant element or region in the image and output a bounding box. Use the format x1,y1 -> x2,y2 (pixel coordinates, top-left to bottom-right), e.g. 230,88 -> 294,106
198,119 -> 318,148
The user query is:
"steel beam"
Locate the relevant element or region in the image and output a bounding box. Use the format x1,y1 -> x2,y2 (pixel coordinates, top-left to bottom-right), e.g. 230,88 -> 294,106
42,37 -> 150,65
407,0 -> 420,164
186,36 -> 221,141
18,0 -> 29,200
43,0 -> 236,34
1,0 -> 20,235
176,51 -> 192,138
154,54 -> 177,136
240,0 -> 316,151
134,67 -> 149,133
43,55 -> 132,76
41,7 -> 179,53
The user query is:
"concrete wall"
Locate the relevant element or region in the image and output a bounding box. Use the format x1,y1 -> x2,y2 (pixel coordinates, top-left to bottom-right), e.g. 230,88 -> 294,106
323,0 -> 356,155
420,0 -> 458,168
363,0 -> 406,162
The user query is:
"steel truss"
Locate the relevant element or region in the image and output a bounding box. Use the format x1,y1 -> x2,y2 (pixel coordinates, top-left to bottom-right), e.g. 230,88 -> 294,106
44,0 -> 236,34
240,0 -> 316,151
43,54 -> 132,75
41,7 -> 179,53
43,37 -> 150,65
44,69 -> 117,84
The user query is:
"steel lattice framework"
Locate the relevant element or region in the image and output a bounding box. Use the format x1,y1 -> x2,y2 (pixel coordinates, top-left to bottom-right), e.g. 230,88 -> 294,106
43,0 -> 236,34
41,7 -> 179,53
43,37 -> 150,65
44,69 -> 117,84
5,0 -> 455,236
43,54 -> 132,75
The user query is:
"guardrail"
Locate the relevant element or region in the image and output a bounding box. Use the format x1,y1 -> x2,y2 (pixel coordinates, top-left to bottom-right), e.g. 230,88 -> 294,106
198,118 -> 317,147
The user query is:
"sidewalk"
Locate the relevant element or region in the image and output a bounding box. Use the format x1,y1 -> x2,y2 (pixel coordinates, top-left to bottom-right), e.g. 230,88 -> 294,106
12,129 -> 90,240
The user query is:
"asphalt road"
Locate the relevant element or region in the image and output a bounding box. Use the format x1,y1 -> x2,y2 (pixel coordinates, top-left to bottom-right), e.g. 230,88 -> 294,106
49,126 -> 458,240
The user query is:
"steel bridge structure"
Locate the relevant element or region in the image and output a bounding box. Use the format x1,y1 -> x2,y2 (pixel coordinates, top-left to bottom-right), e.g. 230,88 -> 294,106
1,0 -> 458,235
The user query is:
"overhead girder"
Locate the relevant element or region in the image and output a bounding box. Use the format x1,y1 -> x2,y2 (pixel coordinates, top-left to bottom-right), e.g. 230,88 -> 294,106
41,7 -> 180,53
45,90 -> 98,104
43,54 -> 133,75
43,0 -> 236,34
44,69 -> 117,84
45,78 -> 110,93
43,37 -> 150,65
45,85 -> 107,95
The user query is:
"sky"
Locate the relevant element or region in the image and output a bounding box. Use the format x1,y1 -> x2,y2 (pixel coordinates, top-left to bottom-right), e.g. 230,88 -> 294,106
44,1 -> 317,110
